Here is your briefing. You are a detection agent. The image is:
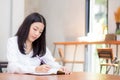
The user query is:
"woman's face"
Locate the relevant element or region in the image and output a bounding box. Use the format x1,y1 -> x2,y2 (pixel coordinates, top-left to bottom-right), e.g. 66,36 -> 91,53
27,22 -> 44,43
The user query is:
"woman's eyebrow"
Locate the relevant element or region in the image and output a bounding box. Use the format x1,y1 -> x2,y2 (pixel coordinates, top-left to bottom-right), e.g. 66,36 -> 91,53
34,26 -> 43,32
34,26 -> 39,29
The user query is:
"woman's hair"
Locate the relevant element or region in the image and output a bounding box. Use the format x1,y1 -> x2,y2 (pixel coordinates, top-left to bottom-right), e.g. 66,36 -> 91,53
16,12 -> 46,57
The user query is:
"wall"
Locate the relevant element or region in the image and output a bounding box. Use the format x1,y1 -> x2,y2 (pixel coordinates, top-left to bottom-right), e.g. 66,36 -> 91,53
0,0 -> 11,60
25,0 -> 85,51
11,0 -> 24,36
0,0 -> 24,60
108,0 -> 120,59
108,0 -> 120,33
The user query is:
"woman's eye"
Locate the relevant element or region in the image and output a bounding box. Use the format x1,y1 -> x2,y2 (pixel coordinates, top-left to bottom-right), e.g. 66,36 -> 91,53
39,31 -> 42,34
33,28 -> 37,31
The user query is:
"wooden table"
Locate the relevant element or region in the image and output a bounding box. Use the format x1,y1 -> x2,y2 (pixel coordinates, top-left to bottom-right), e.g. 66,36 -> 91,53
0,72 -> 120,80
53,40 -> 120,55
53,41 -> 120,72
54,41 -> 120,45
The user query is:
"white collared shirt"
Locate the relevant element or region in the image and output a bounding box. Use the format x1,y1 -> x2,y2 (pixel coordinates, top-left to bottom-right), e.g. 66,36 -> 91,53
7,36 -> 61,73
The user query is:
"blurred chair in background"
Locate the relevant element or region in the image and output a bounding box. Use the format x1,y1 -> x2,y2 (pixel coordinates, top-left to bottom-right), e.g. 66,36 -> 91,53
0,61 -> 8,73
97,48 -> 118,74
104,34 -> 116,41
57,48 -> 84,71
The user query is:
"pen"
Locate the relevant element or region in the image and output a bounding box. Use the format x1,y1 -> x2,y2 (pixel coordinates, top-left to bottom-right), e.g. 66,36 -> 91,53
40,60 -> 46,65
38,55 -> 46,65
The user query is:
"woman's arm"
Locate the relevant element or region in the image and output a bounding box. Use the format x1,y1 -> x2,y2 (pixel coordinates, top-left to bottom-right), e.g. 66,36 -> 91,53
42,48 -> 71,74
41,48 -> 62,69
6,37 -> 36,73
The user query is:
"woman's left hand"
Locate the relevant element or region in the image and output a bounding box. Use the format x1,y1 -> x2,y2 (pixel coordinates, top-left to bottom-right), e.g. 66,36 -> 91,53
59,67 -> 71,75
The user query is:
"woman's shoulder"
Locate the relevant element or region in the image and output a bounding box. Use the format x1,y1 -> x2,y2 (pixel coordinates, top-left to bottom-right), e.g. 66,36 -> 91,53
8,36 -> 17,42
46,47 -> 50,51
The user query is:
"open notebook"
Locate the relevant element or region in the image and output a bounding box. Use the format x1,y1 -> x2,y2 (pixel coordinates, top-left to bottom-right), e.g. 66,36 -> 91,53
26,68 -> 65,75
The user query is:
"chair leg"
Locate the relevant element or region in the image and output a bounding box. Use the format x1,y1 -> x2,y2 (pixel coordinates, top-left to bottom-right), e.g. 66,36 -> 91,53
113,66 -> 118,75
100,65 -> 102,73
117,61 -> 120,75
114,61 -> 120,75
71,62 -> 74,72
101,65 -> 111,74
0,66 -> 2,73
106,66 -> 111,74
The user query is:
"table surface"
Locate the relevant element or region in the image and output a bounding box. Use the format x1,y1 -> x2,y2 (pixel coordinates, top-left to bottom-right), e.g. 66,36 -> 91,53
0,72 -> 120,80
54,41 -> 120,45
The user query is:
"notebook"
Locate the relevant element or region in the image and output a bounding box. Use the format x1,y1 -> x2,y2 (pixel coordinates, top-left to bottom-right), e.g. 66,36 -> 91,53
26,68 -> 65,76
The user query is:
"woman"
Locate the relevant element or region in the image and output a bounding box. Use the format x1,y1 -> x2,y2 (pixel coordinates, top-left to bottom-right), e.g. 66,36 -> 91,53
7,12 -> 70,74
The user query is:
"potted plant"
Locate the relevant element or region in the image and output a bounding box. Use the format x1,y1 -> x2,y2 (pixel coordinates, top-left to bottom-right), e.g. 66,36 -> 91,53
114,7 -> 120,40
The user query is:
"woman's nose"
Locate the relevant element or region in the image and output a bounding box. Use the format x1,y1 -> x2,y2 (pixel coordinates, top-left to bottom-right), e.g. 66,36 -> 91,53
35,31 -> 40,36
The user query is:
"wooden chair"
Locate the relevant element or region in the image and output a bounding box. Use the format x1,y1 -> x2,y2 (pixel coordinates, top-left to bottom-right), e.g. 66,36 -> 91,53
104,34 -> 116,41
0,61 -> 8,73
57,48 -> 84,71
97,48 -> 118,74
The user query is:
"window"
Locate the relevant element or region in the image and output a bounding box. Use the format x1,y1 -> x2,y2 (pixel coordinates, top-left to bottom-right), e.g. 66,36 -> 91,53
85,0 -> 108,73
86,0 -> 108,39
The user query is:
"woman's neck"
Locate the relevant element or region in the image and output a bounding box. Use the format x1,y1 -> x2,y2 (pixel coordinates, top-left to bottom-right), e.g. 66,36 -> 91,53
25,40 -> 32,54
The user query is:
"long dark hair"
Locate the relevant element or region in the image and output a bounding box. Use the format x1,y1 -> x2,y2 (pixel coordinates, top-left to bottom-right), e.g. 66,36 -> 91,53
16,12 -> 46,57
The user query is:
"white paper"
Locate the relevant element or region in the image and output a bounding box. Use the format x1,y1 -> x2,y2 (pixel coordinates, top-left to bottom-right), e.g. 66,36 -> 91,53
27,68 -> 58,75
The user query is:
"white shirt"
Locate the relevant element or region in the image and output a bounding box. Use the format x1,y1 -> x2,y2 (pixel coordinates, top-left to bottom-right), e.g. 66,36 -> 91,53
7,36 -> 61,73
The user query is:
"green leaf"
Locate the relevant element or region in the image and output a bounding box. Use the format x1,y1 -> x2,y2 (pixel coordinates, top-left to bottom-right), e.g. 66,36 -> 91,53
116,29 -> 120,34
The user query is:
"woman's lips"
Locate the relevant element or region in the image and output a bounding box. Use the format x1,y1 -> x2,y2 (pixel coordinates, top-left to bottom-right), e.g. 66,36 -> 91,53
31,36 -> 38,40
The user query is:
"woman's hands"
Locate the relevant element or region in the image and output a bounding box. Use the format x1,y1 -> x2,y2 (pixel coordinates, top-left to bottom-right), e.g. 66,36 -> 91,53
35,64 -> 51,73
59,67 -> 71,75
35,65 -> 71,75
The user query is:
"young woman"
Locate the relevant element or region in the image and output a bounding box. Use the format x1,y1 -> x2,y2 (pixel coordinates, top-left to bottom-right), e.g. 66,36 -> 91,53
7,12 -> 70,74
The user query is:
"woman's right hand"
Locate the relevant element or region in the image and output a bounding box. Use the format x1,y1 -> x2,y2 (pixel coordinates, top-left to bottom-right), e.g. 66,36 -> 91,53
35,64 -> 51,73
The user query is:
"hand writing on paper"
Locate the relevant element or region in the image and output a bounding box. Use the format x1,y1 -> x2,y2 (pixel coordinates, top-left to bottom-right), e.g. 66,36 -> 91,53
35,64 -> 51,73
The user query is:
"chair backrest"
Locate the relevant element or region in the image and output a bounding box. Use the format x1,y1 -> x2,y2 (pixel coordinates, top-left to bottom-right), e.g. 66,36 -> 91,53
97,48 -> 114,61
104,34 -> 116,41
58,48 -> 64,59
0,61 -> 8,73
